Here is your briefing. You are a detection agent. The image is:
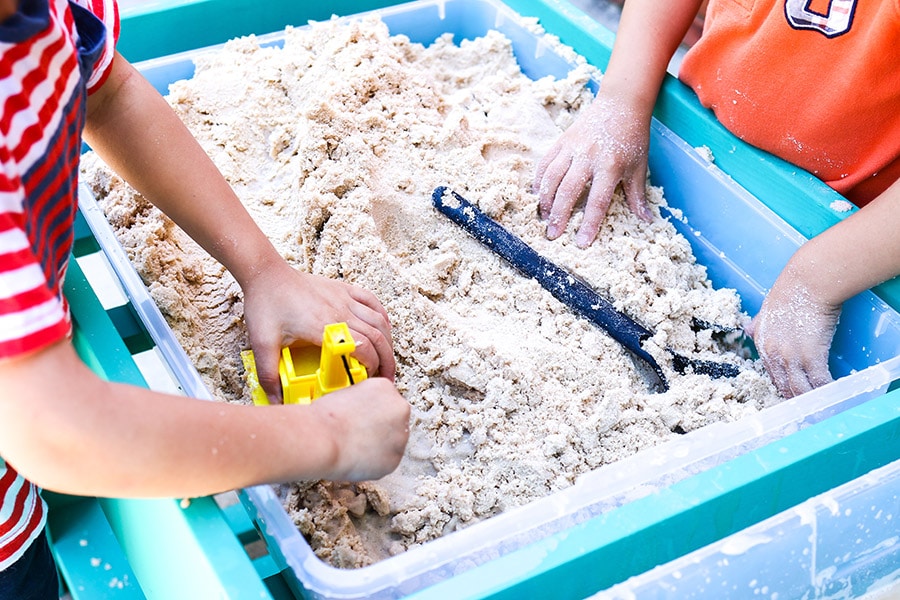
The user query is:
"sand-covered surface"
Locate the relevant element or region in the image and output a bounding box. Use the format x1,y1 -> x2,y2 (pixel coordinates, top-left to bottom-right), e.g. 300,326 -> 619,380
81,16 -> 778,568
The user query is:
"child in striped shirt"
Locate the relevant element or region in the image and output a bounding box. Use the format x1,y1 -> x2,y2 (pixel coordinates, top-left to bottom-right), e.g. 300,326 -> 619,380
0,1 -> 410,595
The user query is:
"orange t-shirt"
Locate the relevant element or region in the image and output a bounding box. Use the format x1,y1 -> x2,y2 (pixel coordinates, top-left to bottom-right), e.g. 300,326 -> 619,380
679,0 -> 900,207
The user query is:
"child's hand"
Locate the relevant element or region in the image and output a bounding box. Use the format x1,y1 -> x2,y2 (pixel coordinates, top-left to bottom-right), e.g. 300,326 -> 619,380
310,377 -> 410,482
533,92 -> 654,247
240,260 -> 395,402
748,272 -> 839,398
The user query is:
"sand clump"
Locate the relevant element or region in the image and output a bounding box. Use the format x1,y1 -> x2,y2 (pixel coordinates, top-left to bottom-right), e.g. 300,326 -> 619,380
81,16 -> 779,568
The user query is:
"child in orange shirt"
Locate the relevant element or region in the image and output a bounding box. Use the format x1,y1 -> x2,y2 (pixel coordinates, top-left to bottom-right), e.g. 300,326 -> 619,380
534,0 -> 900,398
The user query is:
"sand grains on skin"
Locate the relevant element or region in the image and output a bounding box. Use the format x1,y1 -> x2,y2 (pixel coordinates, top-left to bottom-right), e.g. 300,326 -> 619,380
81,16 -> 779,568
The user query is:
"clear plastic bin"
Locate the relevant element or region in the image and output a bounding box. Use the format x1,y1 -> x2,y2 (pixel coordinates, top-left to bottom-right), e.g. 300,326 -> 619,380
77,0 -> 900,597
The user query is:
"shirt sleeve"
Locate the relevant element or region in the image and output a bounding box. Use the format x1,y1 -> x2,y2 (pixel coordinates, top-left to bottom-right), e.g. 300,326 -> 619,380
0,174 -> 70,359
72,0 -> 120,93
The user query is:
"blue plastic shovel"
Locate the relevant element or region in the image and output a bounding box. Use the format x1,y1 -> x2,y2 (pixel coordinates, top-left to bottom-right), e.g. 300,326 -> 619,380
432,187 -> 740,392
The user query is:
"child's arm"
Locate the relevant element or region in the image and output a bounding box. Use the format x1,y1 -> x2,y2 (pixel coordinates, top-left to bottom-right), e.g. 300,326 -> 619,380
0,340 -> 409,497
748,179 -> 900,397
0,51 -> 411,498
534,0 -> 704,246
82,53 -> 395,401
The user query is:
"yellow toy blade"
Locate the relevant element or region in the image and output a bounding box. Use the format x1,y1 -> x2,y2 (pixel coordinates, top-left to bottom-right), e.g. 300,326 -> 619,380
240,349 -> 271,406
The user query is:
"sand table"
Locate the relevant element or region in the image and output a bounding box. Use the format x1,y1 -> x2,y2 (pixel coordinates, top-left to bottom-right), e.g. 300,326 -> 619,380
81,16 -> 779,568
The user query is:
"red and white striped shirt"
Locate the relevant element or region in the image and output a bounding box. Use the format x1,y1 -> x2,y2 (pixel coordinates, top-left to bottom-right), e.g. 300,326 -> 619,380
1,0 -> 117,570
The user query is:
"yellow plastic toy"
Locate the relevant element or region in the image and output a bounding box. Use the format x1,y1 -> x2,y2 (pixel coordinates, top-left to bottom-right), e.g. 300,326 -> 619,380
240,322 -> 367,405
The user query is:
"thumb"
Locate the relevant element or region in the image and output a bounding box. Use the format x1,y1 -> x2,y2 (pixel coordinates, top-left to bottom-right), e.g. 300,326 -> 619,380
253,341 -> 284,404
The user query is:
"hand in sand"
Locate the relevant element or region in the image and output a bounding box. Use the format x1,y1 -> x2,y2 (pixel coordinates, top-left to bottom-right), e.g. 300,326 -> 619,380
533,92 -> 654,247
310,377 -> 410,481
747,272 -> 838,398
241,260 -> 396,402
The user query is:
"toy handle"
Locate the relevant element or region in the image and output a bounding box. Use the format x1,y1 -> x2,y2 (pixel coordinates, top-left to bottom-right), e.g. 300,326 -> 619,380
431,187 -> 663,379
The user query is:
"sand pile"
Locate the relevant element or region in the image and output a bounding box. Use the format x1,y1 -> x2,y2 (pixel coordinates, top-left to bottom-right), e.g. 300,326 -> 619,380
81,16 -> 778,568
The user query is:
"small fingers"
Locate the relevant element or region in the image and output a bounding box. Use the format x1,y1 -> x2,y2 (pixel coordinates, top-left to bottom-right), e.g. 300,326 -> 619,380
758,351 -> 810,399
806,361 -> 834,389
535,150 -> 572,222
533,143 -> 562,204
623,168 -> 653,222
795,346 -> 834,394
574,174 -> 616,247
783,348 -> 832,398
784,361 -> 814,398
349,325 -> 395,381
348,286 -> 392,329
757,340 -> 833,399
347,300 -> 396,381
754,331 -> 796,398
545,158 -> 593,240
